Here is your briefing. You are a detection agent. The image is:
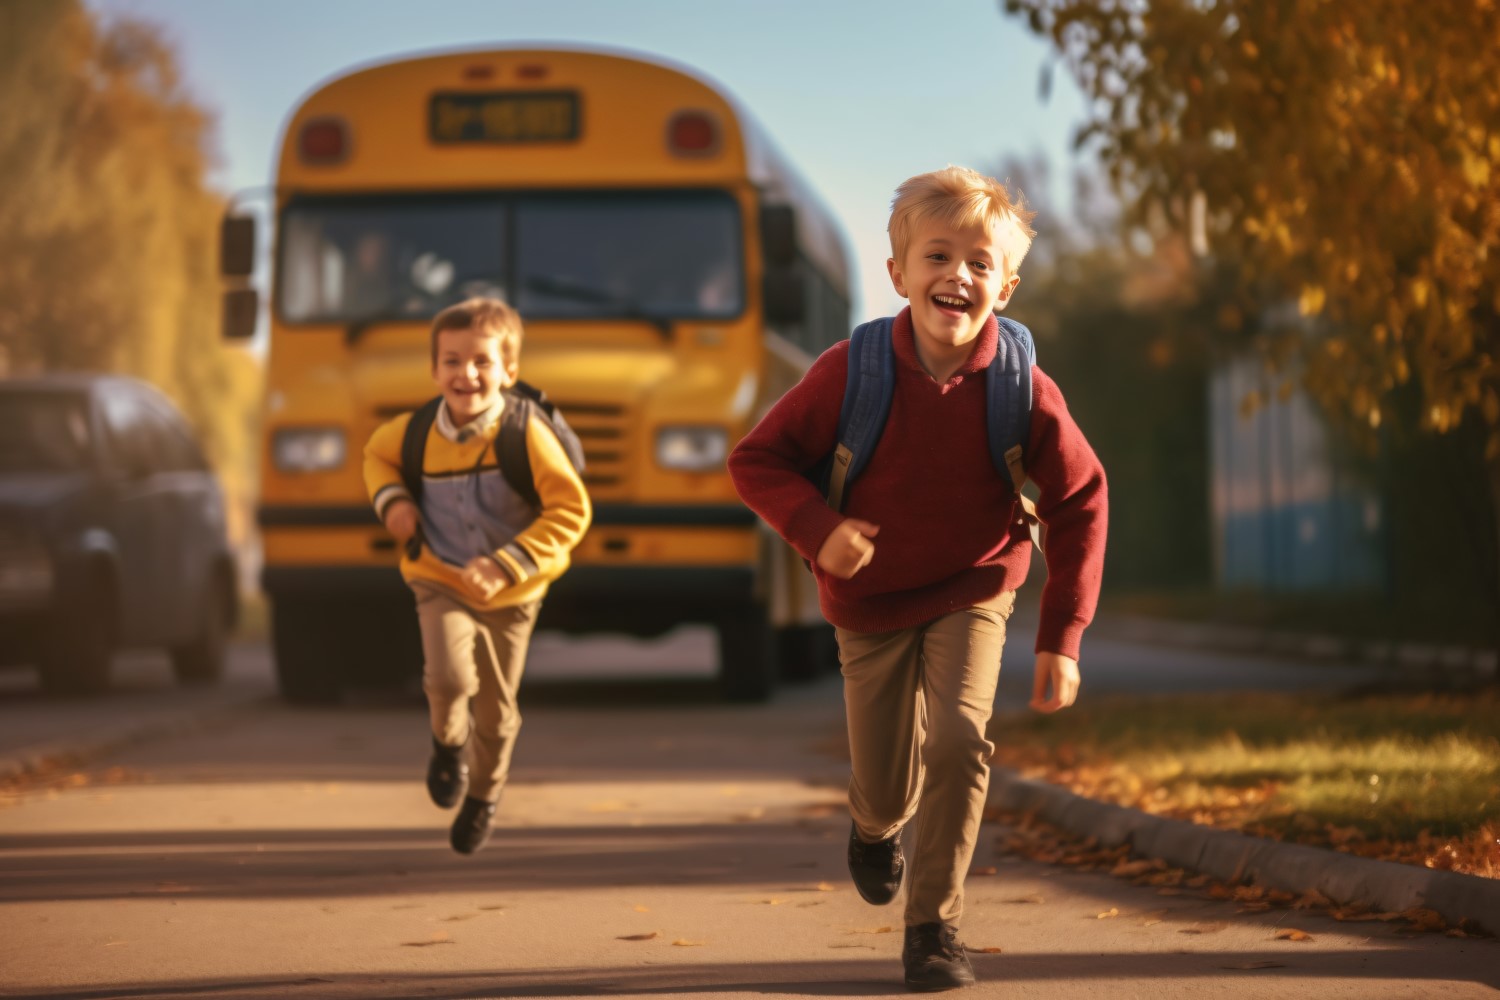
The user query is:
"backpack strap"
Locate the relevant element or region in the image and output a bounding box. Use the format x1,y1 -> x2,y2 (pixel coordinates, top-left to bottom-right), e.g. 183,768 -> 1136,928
399,396 -> 444,507
826,317 -> 895,512
989,317 -> 1045,551
497,388 -> 540,510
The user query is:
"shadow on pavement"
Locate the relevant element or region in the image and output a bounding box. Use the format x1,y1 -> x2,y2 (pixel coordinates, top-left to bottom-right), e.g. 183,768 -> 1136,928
9,948 -> 1499,999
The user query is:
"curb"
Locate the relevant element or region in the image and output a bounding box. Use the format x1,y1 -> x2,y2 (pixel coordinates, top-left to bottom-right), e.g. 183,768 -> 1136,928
990,768 -> 1500,936
1092,615 -> 1498,682
0,692 -> 272,785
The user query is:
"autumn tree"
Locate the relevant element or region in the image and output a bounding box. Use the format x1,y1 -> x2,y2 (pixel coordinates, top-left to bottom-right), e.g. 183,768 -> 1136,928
1005,0 -> 1500,642
0,0 -> 260,544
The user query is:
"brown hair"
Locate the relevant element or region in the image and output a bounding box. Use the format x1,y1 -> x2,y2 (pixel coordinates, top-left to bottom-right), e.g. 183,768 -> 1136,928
888,166 -> 1038,279
429,297 -> 524,370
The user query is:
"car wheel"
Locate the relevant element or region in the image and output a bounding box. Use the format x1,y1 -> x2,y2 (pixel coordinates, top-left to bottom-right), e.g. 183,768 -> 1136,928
40,567 -> 116,696
170,568 -> 232,685
269,598 -> 343,705
775,622 -> 838,683
717,606 -> 776,703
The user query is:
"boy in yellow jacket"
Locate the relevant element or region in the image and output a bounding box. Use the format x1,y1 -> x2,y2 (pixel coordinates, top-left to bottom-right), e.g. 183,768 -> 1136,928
364,297 -> 591,854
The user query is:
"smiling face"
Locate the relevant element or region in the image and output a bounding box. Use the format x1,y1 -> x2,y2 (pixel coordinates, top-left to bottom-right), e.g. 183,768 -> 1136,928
431,324 -> 516,425
887,217 -> 1021,381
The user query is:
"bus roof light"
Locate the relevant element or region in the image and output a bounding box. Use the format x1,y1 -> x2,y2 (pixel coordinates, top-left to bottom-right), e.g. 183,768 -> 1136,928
298,117 -> 350,165
666,110 -> 720,157
516,64 -> 549,80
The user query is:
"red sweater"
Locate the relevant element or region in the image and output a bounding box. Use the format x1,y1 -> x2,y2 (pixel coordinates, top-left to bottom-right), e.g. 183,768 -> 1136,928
728,308 -> 1107,659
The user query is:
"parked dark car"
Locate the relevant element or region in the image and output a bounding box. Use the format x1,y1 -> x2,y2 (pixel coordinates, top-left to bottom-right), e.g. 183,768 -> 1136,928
0,375 -> 237,694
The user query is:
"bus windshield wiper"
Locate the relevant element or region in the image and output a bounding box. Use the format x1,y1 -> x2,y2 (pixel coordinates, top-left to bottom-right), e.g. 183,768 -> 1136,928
523,275 -> 673,340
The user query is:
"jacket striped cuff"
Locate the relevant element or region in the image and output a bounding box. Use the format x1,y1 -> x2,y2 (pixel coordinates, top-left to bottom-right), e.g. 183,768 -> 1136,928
373,484 -> 414,522
493,542 -> 538,585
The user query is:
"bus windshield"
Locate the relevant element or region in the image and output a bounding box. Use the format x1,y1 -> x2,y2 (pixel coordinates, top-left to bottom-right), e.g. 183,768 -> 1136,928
277,191 -> 744,325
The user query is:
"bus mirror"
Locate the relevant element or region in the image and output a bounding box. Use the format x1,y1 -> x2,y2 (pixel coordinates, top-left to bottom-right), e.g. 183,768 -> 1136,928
223,288 -> 258,340
221,215 -> 256,278
761,205 -> 797,267
763,267 -> 804,325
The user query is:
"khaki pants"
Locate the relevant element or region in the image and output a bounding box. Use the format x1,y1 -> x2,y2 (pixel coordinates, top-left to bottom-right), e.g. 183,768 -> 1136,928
837,594 -> 1015,927
414,583 -> 541,804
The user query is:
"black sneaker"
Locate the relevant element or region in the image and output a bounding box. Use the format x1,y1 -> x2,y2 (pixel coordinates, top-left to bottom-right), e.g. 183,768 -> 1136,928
848,821 -> 904,905
450,796 -> 497,855
426,736 -> 469,809
903,922 -> 975,992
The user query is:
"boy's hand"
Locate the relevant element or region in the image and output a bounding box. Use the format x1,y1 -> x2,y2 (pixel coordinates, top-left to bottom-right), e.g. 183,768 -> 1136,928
815,518 -> 880,580
383,499 -> 419,544
461,556 -> 509,601
1029,652 -> 1080,713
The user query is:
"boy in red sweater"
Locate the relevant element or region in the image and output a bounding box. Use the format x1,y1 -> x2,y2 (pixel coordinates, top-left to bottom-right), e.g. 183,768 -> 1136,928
728,166 -> 1106,991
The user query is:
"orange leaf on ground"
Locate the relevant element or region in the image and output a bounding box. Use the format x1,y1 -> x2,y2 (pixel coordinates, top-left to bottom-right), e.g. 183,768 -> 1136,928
1401,908 -> 1447,931
1096,908 -> 1120,919
1275,929 -> 1314,942
617,932 -> 658,941
969,946 -> 1003,954
632,905 -> 650,913
1111,859 -> 1156,878
672,939 -> 706,947
1294,889 -> 1332,909
815,881 -> 838,891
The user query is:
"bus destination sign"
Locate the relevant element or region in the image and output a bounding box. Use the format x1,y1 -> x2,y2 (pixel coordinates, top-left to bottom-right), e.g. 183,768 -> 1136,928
429,91 -> 580,144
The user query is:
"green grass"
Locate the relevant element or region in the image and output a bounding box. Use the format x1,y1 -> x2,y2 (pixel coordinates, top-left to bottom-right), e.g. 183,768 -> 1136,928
994,691 -> 1500,851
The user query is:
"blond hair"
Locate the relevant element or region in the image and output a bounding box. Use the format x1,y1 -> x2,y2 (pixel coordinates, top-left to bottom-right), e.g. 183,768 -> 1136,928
429,297 -> 523,369
888,166 -> 1037,279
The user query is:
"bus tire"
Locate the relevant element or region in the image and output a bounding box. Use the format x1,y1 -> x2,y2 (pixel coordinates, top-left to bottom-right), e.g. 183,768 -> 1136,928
717,607 -> 775,703
775,623 -> 838,682
270,599 -> 343,705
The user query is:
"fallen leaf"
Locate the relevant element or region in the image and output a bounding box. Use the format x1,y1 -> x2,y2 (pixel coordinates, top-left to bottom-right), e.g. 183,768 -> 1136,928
477,905 -> 505,912
1275,929 -> 1314,942
969,946 -> 1003,954
1180,922 -> 1227,935
1222,960 -> 1285,970
617,932 -> 658,941
672,939 -> 706,947
815,881 -> 837,891
972,866 -> 998,876
1294,890 -> 1333,910
443,914 -> 479,922
1006,894 -> 1044,905
632,905 -> 650,913
1400,908 -> 1447,931
1096,908 -> 1119,919
1111,859 -> 1156,878
402,932 -> 453,947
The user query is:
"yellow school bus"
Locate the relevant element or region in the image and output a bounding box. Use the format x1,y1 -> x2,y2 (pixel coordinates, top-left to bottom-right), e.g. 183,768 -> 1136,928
221,47 -> 851,702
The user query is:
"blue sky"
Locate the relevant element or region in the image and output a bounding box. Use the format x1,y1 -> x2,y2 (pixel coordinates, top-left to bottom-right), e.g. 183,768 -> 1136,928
92,0 -> 1090,321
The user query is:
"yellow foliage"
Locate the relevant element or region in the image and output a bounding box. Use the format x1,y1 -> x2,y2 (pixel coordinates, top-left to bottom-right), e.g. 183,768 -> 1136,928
0,1 -> 261,542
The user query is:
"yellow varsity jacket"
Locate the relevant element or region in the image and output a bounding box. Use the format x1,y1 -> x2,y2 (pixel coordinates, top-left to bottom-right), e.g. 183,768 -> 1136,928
363,398 -> 591,611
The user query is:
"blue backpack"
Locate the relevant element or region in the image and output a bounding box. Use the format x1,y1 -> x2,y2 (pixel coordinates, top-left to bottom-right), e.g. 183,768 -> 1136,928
813,315 -> 1045,551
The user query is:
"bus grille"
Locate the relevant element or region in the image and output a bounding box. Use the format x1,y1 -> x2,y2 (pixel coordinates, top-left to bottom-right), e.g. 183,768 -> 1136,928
553,400 -> 628,496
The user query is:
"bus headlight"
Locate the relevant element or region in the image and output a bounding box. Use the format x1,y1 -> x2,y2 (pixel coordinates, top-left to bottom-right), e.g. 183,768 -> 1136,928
273,427 -> 347,473
655,426 -> 727,471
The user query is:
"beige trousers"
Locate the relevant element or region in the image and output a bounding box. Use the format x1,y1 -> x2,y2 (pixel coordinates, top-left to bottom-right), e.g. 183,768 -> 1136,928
414,583 -> 541,804
837,594 -> 1015,927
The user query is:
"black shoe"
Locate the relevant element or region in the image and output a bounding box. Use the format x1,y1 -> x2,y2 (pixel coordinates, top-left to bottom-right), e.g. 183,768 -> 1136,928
903,922 -> 975,992
848,821 -> 904,905
426,736 -> 469,809
450,796 -> 497,855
